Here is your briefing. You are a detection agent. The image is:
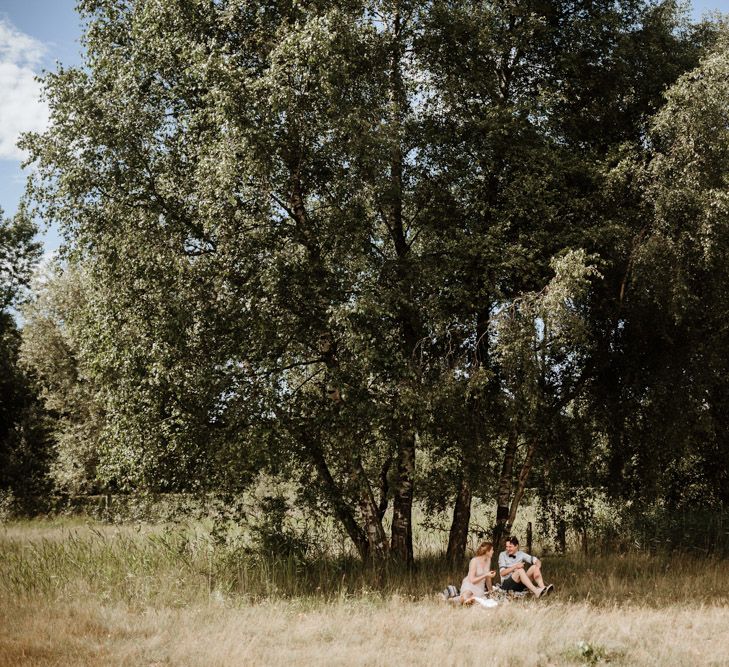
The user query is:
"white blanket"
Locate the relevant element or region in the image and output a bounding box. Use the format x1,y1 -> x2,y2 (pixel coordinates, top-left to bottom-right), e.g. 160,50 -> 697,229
473,597 -> 498,609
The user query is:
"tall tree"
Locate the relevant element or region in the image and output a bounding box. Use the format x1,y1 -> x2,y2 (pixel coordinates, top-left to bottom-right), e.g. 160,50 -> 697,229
597,29 -> 729,509
413,0 -> 709,559
20,0 -> 724,558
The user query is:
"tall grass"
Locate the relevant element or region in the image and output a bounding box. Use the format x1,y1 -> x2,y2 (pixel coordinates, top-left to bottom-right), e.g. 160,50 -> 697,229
0,521 -> 459,604
2,519 -> 728,606
3,519 -> 729,665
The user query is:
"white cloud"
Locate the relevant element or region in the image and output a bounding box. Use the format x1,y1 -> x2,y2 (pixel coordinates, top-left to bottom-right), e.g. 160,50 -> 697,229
0,20 -> 49,160
0,20 -> 45,67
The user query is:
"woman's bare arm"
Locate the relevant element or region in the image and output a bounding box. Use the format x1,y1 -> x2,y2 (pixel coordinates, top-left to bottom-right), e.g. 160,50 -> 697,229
468,558 -> 493,585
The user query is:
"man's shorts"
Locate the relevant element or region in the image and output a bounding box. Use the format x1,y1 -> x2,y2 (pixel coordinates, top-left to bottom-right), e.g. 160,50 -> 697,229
500,577 -> 527,592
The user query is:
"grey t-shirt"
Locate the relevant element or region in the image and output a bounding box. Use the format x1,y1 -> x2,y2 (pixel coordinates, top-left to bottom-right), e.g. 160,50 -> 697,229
498,550 -> 536,582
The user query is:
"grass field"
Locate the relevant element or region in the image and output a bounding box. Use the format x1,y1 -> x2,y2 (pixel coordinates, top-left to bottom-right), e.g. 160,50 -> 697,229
2,518 -> 729,666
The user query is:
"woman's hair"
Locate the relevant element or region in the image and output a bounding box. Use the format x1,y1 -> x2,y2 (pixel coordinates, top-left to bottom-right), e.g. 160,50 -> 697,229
476,541 -> 493,556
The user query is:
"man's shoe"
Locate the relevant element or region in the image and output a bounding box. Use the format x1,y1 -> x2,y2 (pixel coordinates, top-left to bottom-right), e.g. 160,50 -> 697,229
544,584 -> 555,596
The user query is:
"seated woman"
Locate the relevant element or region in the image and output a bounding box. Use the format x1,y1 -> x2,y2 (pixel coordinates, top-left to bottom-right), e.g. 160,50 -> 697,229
458,541 -> 496,605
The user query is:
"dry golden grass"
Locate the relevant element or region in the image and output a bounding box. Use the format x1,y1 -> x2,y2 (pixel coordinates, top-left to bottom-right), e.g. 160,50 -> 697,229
4,596 -> 729,666
3,518 -> 729,666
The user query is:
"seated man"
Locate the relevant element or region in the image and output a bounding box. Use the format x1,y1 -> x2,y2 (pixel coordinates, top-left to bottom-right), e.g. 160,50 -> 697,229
498,535 -> 554,598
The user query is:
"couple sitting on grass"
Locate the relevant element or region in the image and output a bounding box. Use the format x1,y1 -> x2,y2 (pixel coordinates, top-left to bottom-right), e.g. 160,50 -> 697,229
457,535 -> 555,605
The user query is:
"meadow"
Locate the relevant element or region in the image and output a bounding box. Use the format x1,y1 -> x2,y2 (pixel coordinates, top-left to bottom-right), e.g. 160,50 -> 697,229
3,516 -> 729,666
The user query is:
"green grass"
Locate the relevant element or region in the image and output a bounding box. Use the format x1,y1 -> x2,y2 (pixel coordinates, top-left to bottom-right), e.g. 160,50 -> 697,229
2,517 -> 727,607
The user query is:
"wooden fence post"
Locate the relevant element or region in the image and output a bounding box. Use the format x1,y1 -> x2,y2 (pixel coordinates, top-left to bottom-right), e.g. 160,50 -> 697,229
557,520 -> 566,553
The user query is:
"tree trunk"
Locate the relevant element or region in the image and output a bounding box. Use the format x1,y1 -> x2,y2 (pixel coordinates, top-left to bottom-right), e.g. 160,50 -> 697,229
354,457 -> 389,560
304,437 -> 369,560
492,426 -> 518,551
377,456 -> 391,521
386,5 -> 418,567
390,429 -> 415,565
286,173 -> 389,560
507,440 -> 537,528
446,475 -> 472,566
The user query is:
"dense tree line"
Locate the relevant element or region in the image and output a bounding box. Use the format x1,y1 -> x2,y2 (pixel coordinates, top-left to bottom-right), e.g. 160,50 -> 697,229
3,0 -> 728,562
0,209 -> 51,508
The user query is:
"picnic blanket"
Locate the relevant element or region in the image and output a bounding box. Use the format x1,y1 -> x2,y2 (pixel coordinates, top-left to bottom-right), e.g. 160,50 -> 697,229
472,597 -> 499,608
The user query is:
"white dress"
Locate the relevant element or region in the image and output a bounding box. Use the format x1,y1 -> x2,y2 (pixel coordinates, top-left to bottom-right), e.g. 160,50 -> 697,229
460,557 -> 489,597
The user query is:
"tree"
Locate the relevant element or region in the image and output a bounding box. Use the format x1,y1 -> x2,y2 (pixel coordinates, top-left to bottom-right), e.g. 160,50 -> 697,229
0,207 -> 40,313
20,264 -> 106,494
489,250 -> 601,548
412,0 -> 711,560
600,29 -> 729,509
23,0 -> 418,560
0,208 -> 50,507
20,0 -> 724,559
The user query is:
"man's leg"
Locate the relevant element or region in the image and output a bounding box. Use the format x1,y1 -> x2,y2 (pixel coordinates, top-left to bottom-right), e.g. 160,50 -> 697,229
512,569 -> 545,597
526,563 -> 545,588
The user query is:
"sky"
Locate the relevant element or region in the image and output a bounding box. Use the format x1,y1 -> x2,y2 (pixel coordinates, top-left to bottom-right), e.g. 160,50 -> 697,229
0,0 -> 82,256
1,0 -> 729,258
